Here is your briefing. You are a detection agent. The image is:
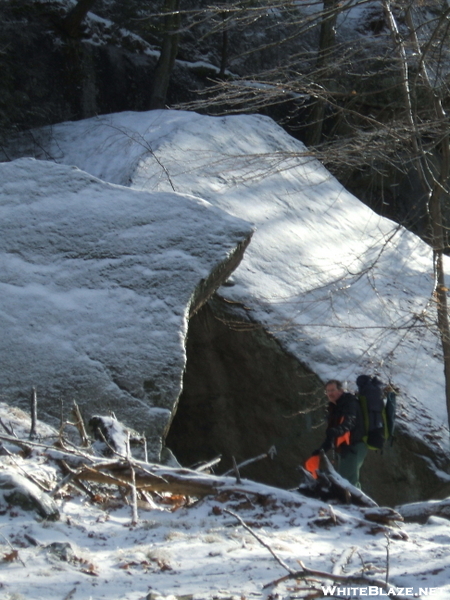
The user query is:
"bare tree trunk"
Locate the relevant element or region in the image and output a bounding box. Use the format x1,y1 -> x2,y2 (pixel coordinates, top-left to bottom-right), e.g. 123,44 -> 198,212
405,6 -> 450,432
219,11 -> 229,78
62,0 -> 98,37
149,0 -> 181,110
307,0 -> 338,146
384,0 -> 450,430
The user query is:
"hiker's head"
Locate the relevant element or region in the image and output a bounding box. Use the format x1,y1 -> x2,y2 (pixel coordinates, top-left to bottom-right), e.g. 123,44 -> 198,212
325,380 -> 344,404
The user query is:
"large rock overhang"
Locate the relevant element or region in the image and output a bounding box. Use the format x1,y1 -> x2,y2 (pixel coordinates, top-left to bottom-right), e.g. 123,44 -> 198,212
166,294 -> 326,489
166,294 -> 450,506
3,111 -> 450,506
0,158 -> 253,460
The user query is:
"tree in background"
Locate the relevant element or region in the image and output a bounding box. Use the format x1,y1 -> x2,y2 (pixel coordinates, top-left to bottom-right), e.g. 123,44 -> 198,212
62,0 -> 98,37
305,0 -> 339,146
150,0 -> 181,109
382,0 -> 450,430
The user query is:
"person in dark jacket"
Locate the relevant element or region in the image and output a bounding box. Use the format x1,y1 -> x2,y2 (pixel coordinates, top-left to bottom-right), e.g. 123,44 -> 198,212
313,379 -> 367,488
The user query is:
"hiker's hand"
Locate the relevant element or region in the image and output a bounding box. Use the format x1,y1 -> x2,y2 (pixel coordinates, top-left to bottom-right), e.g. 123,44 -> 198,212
311,448 -> 320,456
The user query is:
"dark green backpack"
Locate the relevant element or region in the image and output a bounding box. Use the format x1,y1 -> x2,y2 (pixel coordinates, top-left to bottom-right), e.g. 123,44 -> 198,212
356,375 -> 396,450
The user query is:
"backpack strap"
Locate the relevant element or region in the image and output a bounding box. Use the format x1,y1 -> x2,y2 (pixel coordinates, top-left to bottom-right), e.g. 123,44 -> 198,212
358,394 -> 370,445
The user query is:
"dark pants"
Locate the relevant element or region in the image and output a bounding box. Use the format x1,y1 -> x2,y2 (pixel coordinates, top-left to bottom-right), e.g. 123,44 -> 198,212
337,441 -> 367,489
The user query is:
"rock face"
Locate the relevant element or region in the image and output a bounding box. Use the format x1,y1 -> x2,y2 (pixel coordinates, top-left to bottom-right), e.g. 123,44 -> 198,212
167,296 -> 450,506
0,159 -> 252,459
166,295 -> 325,489
361,423 -> 450,507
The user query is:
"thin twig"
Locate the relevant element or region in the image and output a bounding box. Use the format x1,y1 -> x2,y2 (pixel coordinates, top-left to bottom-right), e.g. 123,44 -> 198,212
126,431 -> 131,461
231,456 -> 241,484
0,417 -> 15,437
224,452 -> 268,475
59,398 -> 64,441
223,508 -> 296,575
130,466 -> 139,526
71,401 -> 90,447
29,387 -> 37,440
195,455 -> 222,472
142,433 -> 148,463
385,532 -> 391,585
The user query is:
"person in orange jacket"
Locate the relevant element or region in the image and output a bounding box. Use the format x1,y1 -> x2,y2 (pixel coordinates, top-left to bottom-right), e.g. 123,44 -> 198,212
311,379 -> 367,488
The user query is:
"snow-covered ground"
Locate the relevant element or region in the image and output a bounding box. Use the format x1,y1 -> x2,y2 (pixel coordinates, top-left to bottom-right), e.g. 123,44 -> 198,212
7,109 -> 449,450
0,402 -> 449,600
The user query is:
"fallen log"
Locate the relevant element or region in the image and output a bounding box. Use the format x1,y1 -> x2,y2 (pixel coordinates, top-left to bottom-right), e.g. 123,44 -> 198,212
319,452 -> 378,507
396,497 -> 450,523
0,431 -> 376,507
0,433 -> 250,499
0,432 -> 406,543
298,451 -> 378,508
49,450 -> 283,499
362,506 -> 404,525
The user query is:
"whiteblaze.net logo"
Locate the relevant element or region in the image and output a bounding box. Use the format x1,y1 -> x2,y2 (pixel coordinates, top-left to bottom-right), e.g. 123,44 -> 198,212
321,586 -> 438,597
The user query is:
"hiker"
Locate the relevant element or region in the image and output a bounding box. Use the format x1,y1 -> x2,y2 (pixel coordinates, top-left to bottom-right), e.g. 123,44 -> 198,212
312,379 -> 367,488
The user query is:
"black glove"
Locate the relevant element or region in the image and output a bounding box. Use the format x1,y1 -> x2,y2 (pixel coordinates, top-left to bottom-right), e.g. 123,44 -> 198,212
311,448 -> 321,456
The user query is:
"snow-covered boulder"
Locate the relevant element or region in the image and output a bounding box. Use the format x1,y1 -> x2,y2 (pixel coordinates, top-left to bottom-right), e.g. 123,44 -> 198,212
0,158 -> 252,459
4,111 -> 450,504
5,111 -> 443,415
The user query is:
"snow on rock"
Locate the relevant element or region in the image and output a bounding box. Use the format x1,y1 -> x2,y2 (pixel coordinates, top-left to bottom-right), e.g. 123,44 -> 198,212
0,470 -> 59,521
0,401 -> 57,442
0,158 -> 253,459
397,497 -> 450,523
89,415 -> 131,456
7,110 -> 450,450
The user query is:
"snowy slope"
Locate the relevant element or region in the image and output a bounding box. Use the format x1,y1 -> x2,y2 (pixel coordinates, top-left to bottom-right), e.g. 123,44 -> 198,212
8,110 -> 449,447
0,402 -> 449,600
